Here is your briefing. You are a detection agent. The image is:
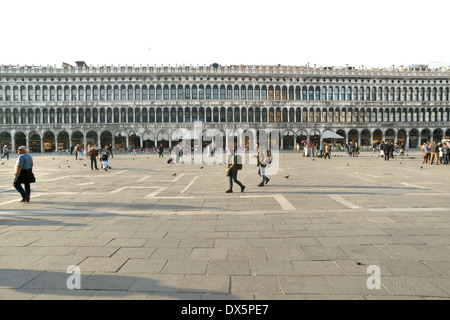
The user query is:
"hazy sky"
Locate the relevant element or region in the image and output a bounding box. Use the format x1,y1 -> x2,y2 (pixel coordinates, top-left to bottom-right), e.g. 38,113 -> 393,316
2,0 -> 449,68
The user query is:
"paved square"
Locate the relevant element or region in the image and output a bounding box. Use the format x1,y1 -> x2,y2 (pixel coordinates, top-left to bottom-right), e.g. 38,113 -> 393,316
1,150 -> 450,300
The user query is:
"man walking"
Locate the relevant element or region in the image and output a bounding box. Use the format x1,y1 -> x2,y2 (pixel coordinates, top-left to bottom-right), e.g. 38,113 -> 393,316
256,143 -> 270,187
1,144 -> 9,160
13,146 -> 34,202
430,141 -> 439,165
107,144 -> 114,158
324,143 -> 331,159
87,145 -> 100,170
225,147 -> 245,193
158,144 -> 164,158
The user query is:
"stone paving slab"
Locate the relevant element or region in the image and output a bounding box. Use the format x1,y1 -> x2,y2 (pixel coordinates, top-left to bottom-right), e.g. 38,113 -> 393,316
1,151 -> 450,300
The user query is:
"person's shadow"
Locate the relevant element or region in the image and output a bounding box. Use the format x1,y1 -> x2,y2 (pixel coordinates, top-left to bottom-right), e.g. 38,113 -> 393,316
0,268 -> 238,300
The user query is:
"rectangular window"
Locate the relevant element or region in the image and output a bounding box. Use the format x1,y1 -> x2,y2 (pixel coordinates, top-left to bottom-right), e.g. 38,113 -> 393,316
93,88 -> 98,100
149,87 -> 155,100
192,87 -> 197,99
142,87 -> 148,100
248,87 -> 253,100
79,88 -> 84,101
199,87 -> 204,99
220,87 -> 225,99
171,87 -> 176,100
206,87 -> 211,99
163,87 -> 169,100
185,87 -> 190,100
156,87 -> 162,100
135,87 -> 140,100
214,87 -> 219,100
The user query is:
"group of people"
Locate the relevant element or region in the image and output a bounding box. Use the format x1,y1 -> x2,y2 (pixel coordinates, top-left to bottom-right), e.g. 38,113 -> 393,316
296,142 -> 332,159
224,143 -> 273,193
421,141 -> 449,165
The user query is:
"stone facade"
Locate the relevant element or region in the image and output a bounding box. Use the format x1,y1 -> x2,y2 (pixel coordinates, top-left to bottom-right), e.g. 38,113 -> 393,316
1,63 -> 449,152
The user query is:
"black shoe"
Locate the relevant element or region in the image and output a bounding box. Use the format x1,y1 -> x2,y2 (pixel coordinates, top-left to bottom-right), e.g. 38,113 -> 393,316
265,178 -> 270,185
225,189 -> 233,193
241,186 -> 245,193
257,183 -> 264,187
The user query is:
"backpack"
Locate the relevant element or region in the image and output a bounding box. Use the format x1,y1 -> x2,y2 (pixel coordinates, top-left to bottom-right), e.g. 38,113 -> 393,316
266,149 -> 272,164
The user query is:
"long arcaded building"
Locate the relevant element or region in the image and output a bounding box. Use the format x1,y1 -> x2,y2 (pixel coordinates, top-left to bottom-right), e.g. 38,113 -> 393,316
1,62 -> 449,153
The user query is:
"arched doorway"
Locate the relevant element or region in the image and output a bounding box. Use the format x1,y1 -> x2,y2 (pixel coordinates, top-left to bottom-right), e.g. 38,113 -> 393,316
361,129 -> 371,146
57,131 -> 69,151
421,129 -> 431,145
29,131 -> 41,153
100,131 -> 112,149
310,130 -> 320,146
86,131 -> 98,148
129,132 -> 140,149
433,128 -> 443,142
282,130 -> 295,150
348,129 -> 358,144
409,129 -> 419,148
143,131 -> 155,149
71,131 -> 83,149
0,132 -> 12,150
14,132 -> 26,151
373,129 -> 382,144
43,131 -> 55,152
157,131 -> 169,148
385,129 -> 395,143
397,129 -> 407,147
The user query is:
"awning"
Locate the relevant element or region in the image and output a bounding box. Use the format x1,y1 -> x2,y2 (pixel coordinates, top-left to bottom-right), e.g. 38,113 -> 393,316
322,130 -> 344,139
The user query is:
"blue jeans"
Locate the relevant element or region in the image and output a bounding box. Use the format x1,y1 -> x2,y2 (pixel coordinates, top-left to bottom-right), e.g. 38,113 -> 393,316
258,165 -> 268,184
14,180 -> 30,199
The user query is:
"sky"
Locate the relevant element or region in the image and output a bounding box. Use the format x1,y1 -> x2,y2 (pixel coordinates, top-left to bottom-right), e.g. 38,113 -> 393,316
1,0 -> 449,69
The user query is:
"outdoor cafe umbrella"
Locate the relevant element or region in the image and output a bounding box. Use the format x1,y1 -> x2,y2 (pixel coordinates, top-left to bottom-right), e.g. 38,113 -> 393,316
301,140 -> 310,144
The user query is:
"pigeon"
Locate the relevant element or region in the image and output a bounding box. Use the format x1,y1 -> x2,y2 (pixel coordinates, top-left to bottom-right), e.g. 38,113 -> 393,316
420,166 -> 423,169
167,158 -> 173,164
347,164 -> 349,166
1,162 -> 4,165
312,158 -> 315,161
52,158 -> 55,160
284,175 -> 289,179
83,164 -> 87,166
68,165 -> 71,168
200,166 -> 204,169
172,173 -> 177,176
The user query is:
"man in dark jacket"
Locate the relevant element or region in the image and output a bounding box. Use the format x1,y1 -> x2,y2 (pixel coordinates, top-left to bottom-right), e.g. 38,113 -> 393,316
87,145 -> 99,170
384,142 -> 391,161
158,144 -> 164,158
225,147 -> 245,193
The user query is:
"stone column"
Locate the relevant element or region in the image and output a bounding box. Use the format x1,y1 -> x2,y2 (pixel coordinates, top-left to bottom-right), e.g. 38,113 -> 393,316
40,135 -> 44,153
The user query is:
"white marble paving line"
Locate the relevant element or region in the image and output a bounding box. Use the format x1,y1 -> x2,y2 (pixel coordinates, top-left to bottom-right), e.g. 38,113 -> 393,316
180,175 -> 199,194
327,194 -> 361,209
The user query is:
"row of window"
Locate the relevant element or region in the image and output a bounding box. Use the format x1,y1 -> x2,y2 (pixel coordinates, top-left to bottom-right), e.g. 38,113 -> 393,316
2,106 -> 450,125
1,84 -> 450,102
